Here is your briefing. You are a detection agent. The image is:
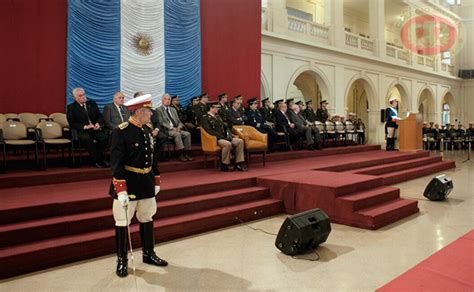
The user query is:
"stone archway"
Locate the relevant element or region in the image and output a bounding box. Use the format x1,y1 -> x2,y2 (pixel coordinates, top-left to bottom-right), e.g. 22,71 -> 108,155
344,73 -> 377,143
418,88 -> 436,123
441,92 -> 457,125
260,71 -> 270,100
386,82 -> 410,117
286,65 -> 332,105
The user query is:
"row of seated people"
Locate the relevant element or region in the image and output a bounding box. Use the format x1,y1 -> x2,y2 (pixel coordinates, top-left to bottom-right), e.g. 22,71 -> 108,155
422,121 -> 474,150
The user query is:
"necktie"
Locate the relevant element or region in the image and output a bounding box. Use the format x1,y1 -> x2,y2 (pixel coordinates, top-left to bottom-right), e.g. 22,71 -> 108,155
83,104 -> 92,124
166,107 -> 178,128
117,106 -> 124,122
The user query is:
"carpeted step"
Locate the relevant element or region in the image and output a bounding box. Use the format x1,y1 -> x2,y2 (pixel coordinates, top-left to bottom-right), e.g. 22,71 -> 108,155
0,186 -> 270,247
336,186 -> 400,211
347,156 -> 442,175
355,198 -> 419,229
381,160 -> 456,185
322,151 -> 429,172
0,177 -> 256,225
0,198 -> 284,279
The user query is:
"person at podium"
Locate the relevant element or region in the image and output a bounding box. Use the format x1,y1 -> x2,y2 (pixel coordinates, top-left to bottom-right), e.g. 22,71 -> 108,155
385,97 -> 401,151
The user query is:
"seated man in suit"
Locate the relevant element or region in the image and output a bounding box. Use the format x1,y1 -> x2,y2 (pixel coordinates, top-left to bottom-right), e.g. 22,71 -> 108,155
66,87 -> 108,168
201,102 -> 247,172
226,98 -> 248,127
246,97 -> 277,151
134,92 -> 168,161
156,94 -> 193,162
170,95 -> 187,126
103,91 -> 131,136
275,102 -> 304,147
291,104 -> 322,150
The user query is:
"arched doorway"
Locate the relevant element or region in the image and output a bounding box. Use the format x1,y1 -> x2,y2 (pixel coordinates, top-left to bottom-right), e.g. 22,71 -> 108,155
386,83 -> 409,118
260,72 -> 270,100
418,88 -> 435,123
346,80 -> 369,128
286,67 -> 332,107
344,76 -> 377,143
441,92 -> 456,125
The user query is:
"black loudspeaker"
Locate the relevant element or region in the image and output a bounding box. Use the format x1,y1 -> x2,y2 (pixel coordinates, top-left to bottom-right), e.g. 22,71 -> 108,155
381,109 -> 386,123
275,208 -> 331,255
423,174 -> 453,201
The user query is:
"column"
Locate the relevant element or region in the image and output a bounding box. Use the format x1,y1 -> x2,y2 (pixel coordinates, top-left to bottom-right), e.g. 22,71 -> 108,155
266,0 -> 288,35
369,0 -> 386,58
367,109 -> 384,145
333,65 -> 345,115
326,0 -> 345,48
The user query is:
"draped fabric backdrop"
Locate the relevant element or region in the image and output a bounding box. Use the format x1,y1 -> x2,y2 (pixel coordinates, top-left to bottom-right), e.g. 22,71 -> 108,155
0,0 -> 260,113
0,0 -> 67,114
200,0 -> 261,104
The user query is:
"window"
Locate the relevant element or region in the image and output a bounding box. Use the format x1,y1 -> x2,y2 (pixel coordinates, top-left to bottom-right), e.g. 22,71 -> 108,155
442,103 -> 450,125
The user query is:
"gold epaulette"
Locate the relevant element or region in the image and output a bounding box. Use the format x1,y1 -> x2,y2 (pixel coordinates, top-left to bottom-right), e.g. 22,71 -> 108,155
118,122 -> 129,130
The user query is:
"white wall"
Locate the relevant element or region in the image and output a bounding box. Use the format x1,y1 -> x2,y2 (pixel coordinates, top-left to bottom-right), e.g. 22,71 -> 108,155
261,34 -> 467,144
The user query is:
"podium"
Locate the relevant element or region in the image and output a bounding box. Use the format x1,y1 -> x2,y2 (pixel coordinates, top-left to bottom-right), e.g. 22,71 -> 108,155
397,113 -> 423,151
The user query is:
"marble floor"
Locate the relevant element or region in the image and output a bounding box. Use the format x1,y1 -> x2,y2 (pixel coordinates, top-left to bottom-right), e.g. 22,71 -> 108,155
1,151 -> 473,292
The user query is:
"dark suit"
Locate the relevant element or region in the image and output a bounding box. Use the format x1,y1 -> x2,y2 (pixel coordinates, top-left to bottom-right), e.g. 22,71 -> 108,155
103,103 -> 130,134
150,109 -> 168,160
289,110 -> 314,145
227,108 -> 247,127
316,108 -> 329,122
246,108 -> 277,148
260,107 -> 275,123
302,108 -> 318,123
66,100 -> 108,164
275,110 -> 303,143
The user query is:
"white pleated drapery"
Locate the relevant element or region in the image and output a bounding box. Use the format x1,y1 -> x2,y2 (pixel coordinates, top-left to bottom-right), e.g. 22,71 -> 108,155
120,0 -> 165,108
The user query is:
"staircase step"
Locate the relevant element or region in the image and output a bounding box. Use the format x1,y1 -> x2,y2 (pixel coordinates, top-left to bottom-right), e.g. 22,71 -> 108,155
355,198 -> 419,229
0,186 -> 270,247
0,177 -> 257,225
348,156 -> 442,175
381,160 -> 456,185
336,187 -> 400,211
0,198 -> 283,279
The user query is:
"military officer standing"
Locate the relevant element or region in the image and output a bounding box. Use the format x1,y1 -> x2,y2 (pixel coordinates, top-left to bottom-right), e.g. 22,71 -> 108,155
316,100 -> 330,122
201,101 -> 248,172
110,95 -> 168,278
385,96 -> 401,151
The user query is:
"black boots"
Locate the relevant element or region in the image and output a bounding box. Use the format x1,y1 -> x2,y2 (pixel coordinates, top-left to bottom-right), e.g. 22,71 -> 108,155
386,138 -> 398,151
140,222 -> 168,267
116,226 -> 129,278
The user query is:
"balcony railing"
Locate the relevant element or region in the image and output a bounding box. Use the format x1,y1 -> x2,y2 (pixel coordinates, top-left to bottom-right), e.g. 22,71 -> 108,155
345,32 -> 374,53
417,55 -> 435,69
441,63 -> 455,75
287,15 -> 330,43
385,44 -> 409,64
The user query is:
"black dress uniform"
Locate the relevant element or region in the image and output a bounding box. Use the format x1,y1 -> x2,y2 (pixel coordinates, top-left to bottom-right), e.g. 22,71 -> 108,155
110,117 -> 167,278
316,108 -> 329,122
246,105 -> 277,150
302,107 -> 318,123
150,108 -> 168,161
260,106 -> 275,123
385,105 -> 399,151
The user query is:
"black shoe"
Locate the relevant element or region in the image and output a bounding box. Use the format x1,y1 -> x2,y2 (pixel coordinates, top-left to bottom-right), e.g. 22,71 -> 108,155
115,227 -> 128,277
234,163 -> 248,172
139,222 -> 168,267
221,164 -> 230,172
143,250 -> 168,267
94,162 -> 106,168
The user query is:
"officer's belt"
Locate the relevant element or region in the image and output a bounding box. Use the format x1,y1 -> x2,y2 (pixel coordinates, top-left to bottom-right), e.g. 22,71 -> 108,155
124,165 -> 152,174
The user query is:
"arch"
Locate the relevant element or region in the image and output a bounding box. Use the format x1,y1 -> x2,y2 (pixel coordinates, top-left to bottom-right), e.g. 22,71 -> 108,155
344,72 -> 377,110
385,79 -> 410,115
418,87 -> 436,123
416,85 -> 436,108
285,65 -> 333,104
441,91 -> 457,124
260,71 -> 270,99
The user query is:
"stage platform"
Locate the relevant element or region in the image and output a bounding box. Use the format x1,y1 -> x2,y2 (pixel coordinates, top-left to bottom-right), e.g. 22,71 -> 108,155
0,145 -> 455,279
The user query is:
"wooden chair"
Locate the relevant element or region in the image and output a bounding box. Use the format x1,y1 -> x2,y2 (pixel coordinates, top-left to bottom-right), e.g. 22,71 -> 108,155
232,125 -> 268,167
200,127 -> 221,168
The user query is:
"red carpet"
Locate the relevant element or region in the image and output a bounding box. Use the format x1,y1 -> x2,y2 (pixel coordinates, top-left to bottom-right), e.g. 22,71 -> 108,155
0,145 -> 456,279
377,230 -> 474,292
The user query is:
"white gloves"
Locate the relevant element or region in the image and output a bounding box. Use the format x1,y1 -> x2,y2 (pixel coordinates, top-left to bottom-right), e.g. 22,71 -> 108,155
117,191 -> 129,207
155,186 -> 160,195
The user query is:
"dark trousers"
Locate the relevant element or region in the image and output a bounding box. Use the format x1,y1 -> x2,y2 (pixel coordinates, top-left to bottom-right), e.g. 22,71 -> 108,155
154,131 -> 168,160
286,127 -> 304,144
358,132 -> 365,144
78,130 -> 108,163
257,125 -> 278,148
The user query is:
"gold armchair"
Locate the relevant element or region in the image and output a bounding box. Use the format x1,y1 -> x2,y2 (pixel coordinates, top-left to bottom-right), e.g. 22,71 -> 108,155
200,127 -> 222,168
232,125 -> 267,167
